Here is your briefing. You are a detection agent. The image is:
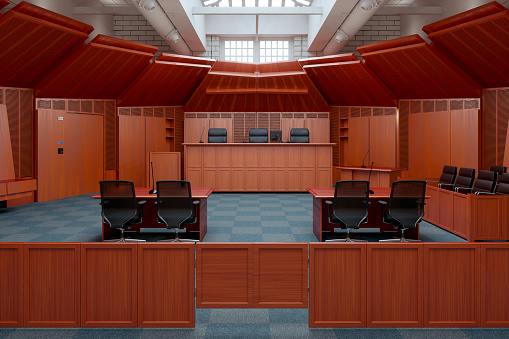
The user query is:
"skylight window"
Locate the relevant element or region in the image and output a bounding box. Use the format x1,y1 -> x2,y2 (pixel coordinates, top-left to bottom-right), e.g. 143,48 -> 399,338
202,0 -> 311,7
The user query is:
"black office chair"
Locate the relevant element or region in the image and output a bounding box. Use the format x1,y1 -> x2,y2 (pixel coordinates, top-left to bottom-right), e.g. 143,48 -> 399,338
249,128 -> 268,143
439,167 -> 476,192
456,170 -> 497,195
208,128 -> 227,143
325,180 -> 369,242
477,173 -> 509,196
99,180 -> 146,242
490,165 -> 507,184
379,180 -> 426,242
290,128 -> 309,143
156,180 -> 199,242
436,165 -> 457,190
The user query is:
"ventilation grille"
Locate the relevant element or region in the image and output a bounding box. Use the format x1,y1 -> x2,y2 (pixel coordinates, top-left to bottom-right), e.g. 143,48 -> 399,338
435,100 -> 448,112
105,100 -> 116,171
154,107 -> 164,117
294,113 -> 305,119
143,107 -> 153,117
81,100 -> 92,113
257,112 -> 269,129
450,100 -> 464,110
423,100 -> 435,113
330,107 -> 340,167
68,100 -> 80,112
131,108 -> 142,116
483,89 -> 497,169
465,99 -> 480,110
270,113 -> 281,131
399,100 -> 409,169
19,90 -> 32,178
351,107 -> 360,117
94,101 -> 105,115
233,113 -> 245,143
410,101 -> 421,114
306,113 -> 317,118
282,113 -> 293,118
373,108 -> 384,116
210,113 -> 220,118
165,107 -> 175,119
0,89 -> 3,105
340,107 -> 349,119
385,108 -> 397,116
360,107 -> 371,117
498,89 -> 509,167
221,113 -> 232,119
53,100 -> 66,111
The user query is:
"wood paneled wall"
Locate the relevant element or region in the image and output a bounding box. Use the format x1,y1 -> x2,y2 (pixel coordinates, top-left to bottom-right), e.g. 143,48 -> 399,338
118,106 -> 184,186
36,99 -> 108,201
483,87 -> 509,169
0,87 -> 33,179
400,98 -> 480,178
331,106 -> 397,168
184,112 -> 330,144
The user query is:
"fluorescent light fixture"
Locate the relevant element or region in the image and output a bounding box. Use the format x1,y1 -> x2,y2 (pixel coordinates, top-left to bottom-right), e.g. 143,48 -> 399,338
138,0 -> 156,11
360,0 -> 379,11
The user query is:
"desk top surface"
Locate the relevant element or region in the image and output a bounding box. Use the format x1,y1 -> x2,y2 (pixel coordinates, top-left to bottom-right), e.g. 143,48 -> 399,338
92,187 -> 214,199
307,187 -> 392,199
337,166 -> 406,172
184,143 -> 335,146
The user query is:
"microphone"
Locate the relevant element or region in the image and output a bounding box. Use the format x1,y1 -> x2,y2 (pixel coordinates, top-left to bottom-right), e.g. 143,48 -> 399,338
149,161 -> 157,194
361,149 -> 370,168
199,127 -> 205,143
276,133 -> 281,143
368,161 -> 374,194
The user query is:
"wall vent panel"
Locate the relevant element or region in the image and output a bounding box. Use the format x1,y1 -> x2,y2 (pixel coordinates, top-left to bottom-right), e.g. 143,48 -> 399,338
94,101 -> 105,115
399,100 -> 409,168
68,100 -> 80,112
450,100 -> 464,111
483,89 -> 497,169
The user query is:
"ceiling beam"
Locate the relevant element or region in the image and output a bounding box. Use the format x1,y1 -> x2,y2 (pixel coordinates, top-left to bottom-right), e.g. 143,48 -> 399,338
192,6 -> 322,15
73,5 -> 139,15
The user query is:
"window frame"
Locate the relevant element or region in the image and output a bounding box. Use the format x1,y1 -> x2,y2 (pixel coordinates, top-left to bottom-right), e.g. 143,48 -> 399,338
220,38 -> 293,63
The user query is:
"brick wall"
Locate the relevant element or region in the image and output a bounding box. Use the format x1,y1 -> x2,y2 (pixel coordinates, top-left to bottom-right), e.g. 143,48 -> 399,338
113,15 -> 173,58
193,36 -> 219,59
342,15 -> 401,58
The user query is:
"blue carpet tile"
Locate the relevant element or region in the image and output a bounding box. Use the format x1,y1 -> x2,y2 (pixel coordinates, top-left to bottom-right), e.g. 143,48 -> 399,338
0,192 -> 465,243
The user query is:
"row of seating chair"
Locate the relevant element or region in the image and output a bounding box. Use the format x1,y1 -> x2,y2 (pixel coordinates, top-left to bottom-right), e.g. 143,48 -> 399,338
207,127 -> 310,143
326,180 -> 427,242
437,165 -> 509,195
99,180 -> 198,243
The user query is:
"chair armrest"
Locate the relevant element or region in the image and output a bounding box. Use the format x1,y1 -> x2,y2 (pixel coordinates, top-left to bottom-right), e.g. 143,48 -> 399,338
138,200 -> 146,205
455,187 -> 471,194
325,200 -> 332,205
416,200 -> 426,206
475,192 -> 495,195
439,183 -> 453,189
193,200 -> 200,205
378,200 -> 387,205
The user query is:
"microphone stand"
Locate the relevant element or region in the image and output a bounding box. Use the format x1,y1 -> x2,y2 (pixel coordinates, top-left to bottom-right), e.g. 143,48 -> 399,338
149,161 -> 157,194
361,149 -> 370,168
367,161 -> 374,194
199,127 -> 205,143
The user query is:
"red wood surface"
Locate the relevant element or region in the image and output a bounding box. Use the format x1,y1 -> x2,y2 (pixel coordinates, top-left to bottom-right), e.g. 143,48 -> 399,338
303,59 -> 397,107
118,61 -> 211,107
35,36 -> 155,99
196,243 -> 253,308
137,243 -> 195,327
81,243 -> 138,327
184,61 -> 329,112
426,11 -> 509,88
0,10 -> 89,88
92,187 -> 213,200
298,54 -> 358,66
0,104 -> 14,180
367,244 -> 423,327
24,243 -> 80,327
119,115 -> 146,187
359,35 -> 481,99
0,244 -> 23,327
11,1 -> 94,33
253,243 -> 308,308
92,34 -> 158,54
309,243 -> 366,327
0,0 -> 9,10
481,243 -> 509,327
422,2 -> 506,34
424,243 -> 480,327
158,53 -> 215,66
307,187 -> 392,199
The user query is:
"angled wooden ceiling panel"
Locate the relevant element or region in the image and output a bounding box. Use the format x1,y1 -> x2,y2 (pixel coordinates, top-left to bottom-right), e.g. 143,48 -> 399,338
303,60 -> 397,107
426,10 -> 509,88
36,35 -> 157,99
184,62 -> 329,112
358,35 -> 481,99
298,54 -> 359,67
0,3 -> 92,88
118,60 -> 212,107
157,53 -> 216,66
0,0 -> 9,11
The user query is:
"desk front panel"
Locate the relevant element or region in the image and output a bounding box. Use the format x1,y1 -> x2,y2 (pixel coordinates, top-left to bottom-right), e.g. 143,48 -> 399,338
185,144 -> 333,191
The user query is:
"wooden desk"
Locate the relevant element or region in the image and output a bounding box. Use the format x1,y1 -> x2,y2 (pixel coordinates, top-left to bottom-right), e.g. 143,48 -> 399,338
185,143 -> 333,191
337,166 -> 405,188
307,187 -> 419,242
93,187 -> 213,241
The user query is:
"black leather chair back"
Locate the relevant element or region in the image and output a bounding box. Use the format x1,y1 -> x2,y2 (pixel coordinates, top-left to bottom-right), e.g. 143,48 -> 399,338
454,168 -> 476,190
330,181 -> 369,229
290,128 -> 310,143
472,170 -> 497,194
249,128 -> 268,143
439,165 -> 457,186
208,128 -> 227,143
496,173 -> 509,195
100,180 -> 138,230
489,165 -> 507,175
156,181 -> 194,228
388,181 -> 427,229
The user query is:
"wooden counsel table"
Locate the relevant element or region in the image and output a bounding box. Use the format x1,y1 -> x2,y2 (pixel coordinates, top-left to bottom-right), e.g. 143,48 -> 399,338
307,187 -> 420,242
93,187 -> 213,241
184,143 -> 333,191
337,166 -> 405,188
